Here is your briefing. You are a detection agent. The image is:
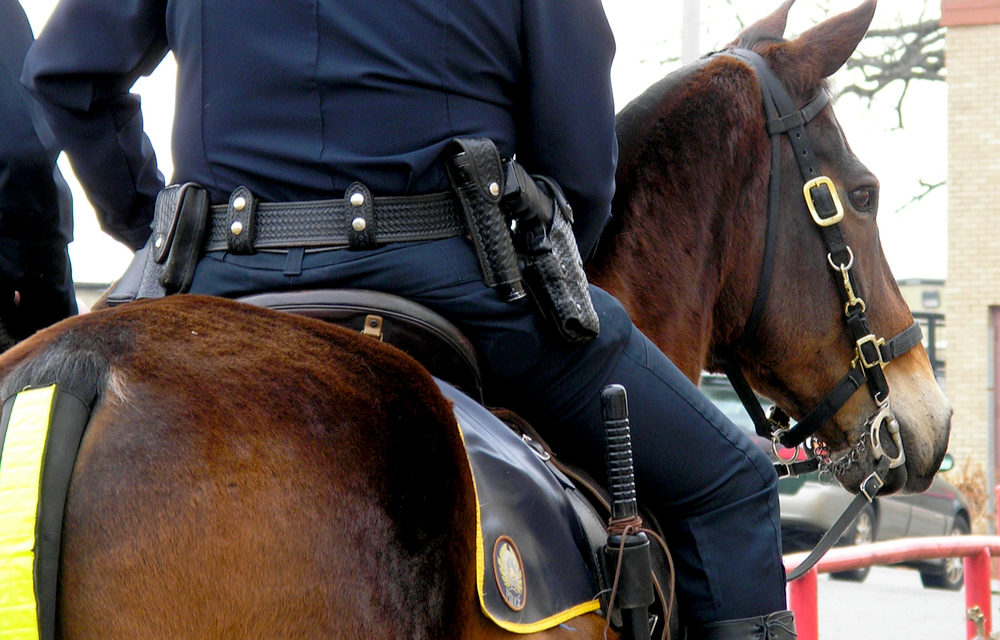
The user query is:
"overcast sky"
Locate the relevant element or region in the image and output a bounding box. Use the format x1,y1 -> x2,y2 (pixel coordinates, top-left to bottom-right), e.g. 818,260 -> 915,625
22,0 -> 947,284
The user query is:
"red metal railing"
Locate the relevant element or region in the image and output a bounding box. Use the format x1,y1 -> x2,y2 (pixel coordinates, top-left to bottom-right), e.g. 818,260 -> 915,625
784,535 -> 1000,640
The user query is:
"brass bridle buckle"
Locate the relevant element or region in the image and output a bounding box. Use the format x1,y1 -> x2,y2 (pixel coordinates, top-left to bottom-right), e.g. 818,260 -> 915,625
854,333 -> 887,370
804,176 -> 845,227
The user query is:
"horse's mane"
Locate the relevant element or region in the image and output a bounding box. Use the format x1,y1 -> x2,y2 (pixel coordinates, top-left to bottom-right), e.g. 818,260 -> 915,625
594,53 -> 766,271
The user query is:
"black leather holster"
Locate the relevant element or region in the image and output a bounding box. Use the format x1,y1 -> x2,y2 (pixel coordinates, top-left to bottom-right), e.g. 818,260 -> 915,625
445,137 -> 599,343
501,161 -> 599,343
105,183 -> 209,305
445,138 -> 526,303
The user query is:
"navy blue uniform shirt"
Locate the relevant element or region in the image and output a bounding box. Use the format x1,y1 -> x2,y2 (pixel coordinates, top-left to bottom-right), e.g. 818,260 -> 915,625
0,0 -> 76,338
23,0 -> 618,260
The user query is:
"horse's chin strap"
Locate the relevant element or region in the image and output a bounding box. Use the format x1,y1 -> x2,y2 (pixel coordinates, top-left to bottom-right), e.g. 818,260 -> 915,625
718,319 -> 922,454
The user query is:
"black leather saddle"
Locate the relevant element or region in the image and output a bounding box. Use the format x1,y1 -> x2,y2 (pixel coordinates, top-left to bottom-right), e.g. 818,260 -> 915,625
237,288 -> 615,630
237,288 -> 483,402
235,287 -> 674,634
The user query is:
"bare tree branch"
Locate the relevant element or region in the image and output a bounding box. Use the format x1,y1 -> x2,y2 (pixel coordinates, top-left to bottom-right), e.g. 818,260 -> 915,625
840,19 -> 945,128
894,179 -> 946,213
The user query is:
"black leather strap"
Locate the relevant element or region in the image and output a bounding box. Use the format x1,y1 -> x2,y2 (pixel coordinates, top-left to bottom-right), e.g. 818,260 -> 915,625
773,457 -> 820,478
777,366 -> 866,447
880,321 -> 923,362
785,457 -> 890,581
203,187 -> 465,252
226,186 -> 258,254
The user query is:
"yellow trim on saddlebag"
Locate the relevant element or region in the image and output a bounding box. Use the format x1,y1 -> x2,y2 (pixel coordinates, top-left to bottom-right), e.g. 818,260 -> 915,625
456,417 -> 601,634
0,384 -> 57,640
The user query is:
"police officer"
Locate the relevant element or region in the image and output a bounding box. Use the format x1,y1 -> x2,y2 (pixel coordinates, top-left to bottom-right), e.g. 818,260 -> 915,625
24,1 -> 795,637
0,0 -> 76,346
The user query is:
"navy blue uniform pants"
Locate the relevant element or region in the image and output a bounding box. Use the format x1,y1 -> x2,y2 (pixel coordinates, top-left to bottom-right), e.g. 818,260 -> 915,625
187,236 -> 787,623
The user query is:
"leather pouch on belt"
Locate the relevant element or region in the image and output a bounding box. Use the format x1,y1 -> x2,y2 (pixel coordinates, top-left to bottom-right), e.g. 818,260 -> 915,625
105,183 -> 206,306
445,138 -> 525,303
152,183 -> 209,294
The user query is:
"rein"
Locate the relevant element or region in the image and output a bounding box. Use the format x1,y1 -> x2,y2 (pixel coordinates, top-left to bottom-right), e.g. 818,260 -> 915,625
713,49 -> 924,580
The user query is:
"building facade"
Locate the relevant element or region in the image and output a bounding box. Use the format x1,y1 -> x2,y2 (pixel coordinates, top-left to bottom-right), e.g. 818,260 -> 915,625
941,0 -> 1000,522
897,278 -> 946,378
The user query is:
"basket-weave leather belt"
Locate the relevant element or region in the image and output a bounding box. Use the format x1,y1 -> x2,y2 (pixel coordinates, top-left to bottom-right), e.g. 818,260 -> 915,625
203,182 -> 465,252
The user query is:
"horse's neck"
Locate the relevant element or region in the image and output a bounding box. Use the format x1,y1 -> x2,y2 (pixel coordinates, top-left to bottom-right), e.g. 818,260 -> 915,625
588,193 -> 731,381
588,62 -> 768,380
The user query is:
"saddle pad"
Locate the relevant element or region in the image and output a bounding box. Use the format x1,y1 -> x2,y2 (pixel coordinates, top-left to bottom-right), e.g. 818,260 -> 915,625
0,386 -> 56,640
437,380 -> 603,633
0,384 -> 90,640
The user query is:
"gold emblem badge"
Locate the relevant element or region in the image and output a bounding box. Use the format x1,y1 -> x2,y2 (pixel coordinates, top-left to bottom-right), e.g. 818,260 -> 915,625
492,535 -> 526,612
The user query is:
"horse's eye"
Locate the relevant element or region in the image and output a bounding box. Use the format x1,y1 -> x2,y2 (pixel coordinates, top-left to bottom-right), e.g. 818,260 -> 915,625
849,186 -> 877,213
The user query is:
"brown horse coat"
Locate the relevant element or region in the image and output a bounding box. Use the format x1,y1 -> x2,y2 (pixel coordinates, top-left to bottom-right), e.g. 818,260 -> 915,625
1,296 -> 489,638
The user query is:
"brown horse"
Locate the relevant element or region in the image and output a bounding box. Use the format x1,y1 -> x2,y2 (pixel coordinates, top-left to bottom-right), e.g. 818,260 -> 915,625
588,0 -> 949,495
0,1 -> 949,638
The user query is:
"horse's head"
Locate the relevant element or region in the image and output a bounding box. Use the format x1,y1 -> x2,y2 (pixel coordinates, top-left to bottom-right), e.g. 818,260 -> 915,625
719,0 -> 950,495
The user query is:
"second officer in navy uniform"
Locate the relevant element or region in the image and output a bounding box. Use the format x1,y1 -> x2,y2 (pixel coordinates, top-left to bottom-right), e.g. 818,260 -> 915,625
0,0 -> 76,346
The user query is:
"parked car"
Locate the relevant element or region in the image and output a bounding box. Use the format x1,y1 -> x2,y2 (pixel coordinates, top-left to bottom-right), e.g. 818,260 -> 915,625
700,374 -> 972,589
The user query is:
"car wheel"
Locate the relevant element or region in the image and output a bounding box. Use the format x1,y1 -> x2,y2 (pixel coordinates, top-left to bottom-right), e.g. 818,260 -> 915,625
830,504 -> 876,582
920,516 -> 970,591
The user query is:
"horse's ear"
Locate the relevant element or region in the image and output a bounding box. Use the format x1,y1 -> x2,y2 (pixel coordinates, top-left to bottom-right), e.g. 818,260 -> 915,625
783,0 -> 877,80
731,0 -> 796,47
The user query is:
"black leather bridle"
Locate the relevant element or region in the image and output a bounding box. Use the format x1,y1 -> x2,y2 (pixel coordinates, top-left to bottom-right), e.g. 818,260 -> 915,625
713,49 -> 925,580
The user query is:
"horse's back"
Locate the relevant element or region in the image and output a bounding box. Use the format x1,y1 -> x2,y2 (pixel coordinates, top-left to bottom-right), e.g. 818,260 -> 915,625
0,296 -> 479,638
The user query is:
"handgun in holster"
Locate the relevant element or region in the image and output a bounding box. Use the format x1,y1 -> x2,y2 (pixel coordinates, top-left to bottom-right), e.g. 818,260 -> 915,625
500,158 -> 599,343
445,137 -> 599,343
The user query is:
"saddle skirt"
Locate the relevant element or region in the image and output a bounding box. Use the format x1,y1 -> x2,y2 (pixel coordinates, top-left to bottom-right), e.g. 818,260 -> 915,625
438,380 -> 610,632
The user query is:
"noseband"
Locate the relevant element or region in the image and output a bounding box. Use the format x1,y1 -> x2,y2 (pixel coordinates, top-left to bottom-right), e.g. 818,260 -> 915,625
713,50 -> 926,578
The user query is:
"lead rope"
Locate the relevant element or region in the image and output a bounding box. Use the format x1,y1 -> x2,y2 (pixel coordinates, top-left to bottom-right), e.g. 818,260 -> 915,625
554,457 -> 675,640
603,517 -> 644,640
643,526 -> 676,640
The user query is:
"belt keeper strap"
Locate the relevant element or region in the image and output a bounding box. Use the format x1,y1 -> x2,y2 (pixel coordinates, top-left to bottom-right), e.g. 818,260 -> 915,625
346,183 -> 377,250
227,186 -> 258,254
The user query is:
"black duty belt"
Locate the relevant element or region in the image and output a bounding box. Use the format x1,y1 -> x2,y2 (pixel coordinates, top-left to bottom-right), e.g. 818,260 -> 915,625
202,182 -> 466,253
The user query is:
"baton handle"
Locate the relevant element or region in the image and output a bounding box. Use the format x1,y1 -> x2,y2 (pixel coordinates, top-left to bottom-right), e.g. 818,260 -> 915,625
602,384 -> 638,522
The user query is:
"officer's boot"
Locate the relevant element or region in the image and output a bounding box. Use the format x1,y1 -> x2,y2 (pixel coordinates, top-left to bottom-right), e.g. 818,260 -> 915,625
686,610 -> 796,640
